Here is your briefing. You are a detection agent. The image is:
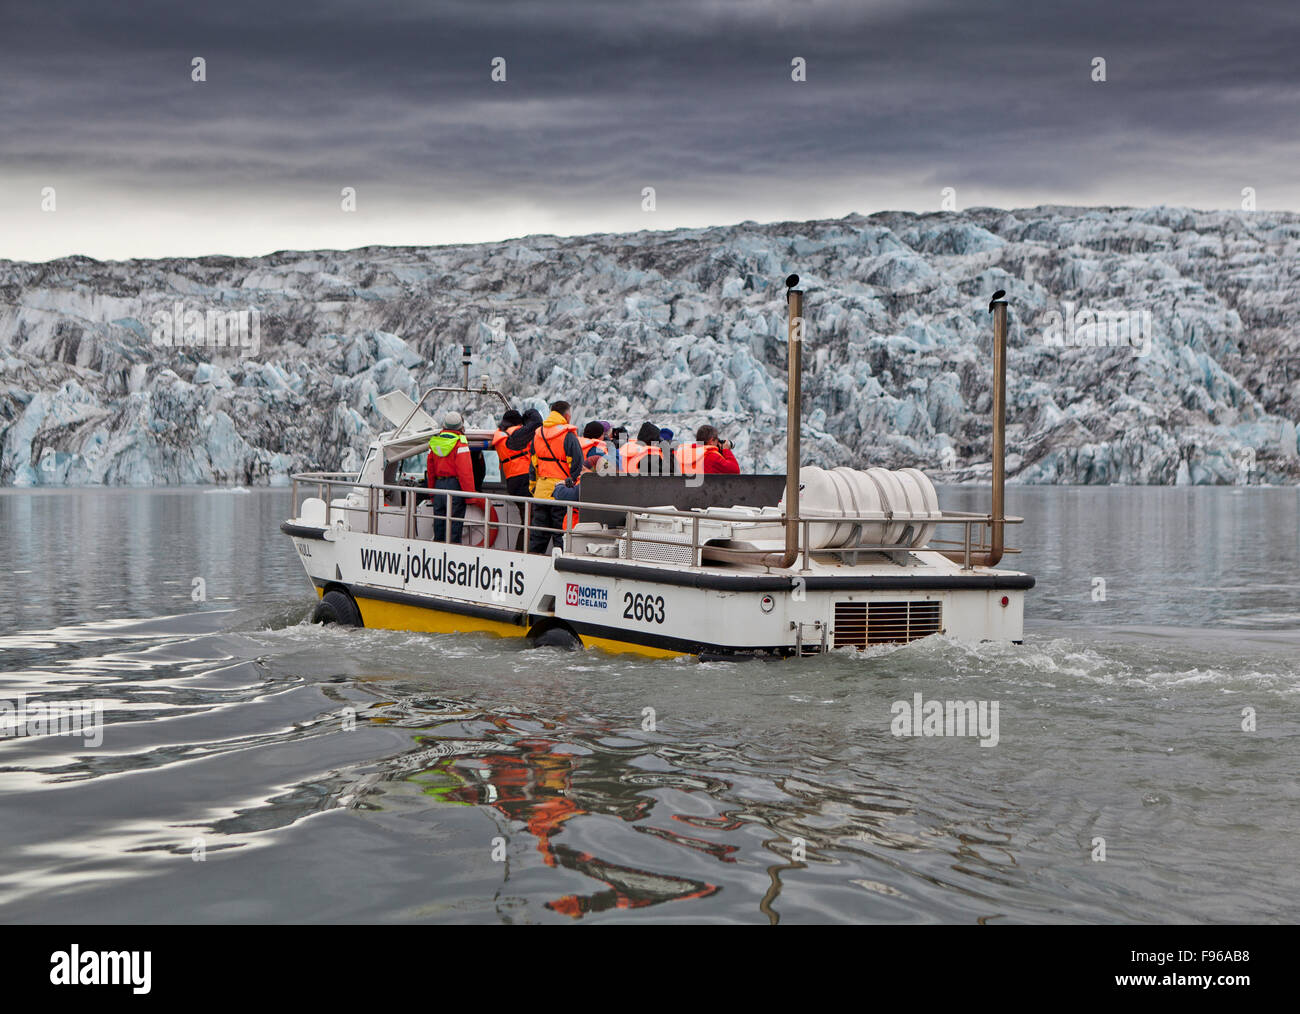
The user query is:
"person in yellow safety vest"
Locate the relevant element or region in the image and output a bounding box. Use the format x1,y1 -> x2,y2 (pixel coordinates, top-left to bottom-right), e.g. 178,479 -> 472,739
618,422 -> 670,475
529,400 -> 582,554
426,411 -> 482,544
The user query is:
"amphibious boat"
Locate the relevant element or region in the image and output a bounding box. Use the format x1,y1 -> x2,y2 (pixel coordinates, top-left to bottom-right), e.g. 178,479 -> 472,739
281,279 -> 1033,658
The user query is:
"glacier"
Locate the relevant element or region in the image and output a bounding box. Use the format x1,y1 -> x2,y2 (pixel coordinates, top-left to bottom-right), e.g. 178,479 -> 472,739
2,205 -> 1298,486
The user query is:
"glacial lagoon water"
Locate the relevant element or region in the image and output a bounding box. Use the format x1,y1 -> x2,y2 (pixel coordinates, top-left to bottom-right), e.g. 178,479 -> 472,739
0,485 -> 1297,923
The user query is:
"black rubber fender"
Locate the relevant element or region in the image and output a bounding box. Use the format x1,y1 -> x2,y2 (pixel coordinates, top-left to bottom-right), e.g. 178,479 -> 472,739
312,588 -> 363,627
528,621 -> 581,651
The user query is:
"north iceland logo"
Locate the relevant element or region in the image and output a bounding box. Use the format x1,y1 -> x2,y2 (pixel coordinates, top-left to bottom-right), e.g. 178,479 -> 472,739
565,583 -> 608,609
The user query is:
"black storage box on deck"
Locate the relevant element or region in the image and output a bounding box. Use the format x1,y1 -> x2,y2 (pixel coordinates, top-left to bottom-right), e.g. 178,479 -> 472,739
578,473 -> 788,527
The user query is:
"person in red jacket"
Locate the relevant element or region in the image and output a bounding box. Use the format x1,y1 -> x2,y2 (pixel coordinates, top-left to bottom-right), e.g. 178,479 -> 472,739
426,411 -> 480,543
673,424 -> 741,474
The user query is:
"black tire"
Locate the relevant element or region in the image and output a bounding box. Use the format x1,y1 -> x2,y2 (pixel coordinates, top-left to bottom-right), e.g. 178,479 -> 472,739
530,624 -> 582,650
312,589 -> 363,627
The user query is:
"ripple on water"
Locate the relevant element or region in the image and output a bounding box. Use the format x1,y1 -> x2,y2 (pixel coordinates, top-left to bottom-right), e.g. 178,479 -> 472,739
1,604 -> 1298,922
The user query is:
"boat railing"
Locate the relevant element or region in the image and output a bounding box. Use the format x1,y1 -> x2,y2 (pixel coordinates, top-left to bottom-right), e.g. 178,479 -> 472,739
289,471 -> 1022,572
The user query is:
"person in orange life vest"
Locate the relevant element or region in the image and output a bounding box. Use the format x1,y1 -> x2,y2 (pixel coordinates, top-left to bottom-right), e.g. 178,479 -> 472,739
654,427 -> 680,476
491,408 -> 530,493
529,400 -> 583,554
501,408 -> 544,550
503,407 -> 544,475
643,424 -> 675,476
673,423 -> 741,475
578,421 -> 608,461
619,422 -> 670,475
426,411 -> 482,544
490,409 -> 527,551
615,423 -> 646,474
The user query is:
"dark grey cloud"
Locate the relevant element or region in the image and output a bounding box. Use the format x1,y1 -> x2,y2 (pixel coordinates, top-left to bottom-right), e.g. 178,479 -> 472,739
1,0 -> 1297,259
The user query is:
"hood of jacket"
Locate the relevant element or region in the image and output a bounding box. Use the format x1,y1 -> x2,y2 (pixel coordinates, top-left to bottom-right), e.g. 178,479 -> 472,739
428,430 -> 466,457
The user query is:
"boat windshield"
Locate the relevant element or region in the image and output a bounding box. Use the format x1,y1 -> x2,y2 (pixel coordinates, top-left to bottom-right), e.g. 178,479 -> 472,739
393,451 -> 426,484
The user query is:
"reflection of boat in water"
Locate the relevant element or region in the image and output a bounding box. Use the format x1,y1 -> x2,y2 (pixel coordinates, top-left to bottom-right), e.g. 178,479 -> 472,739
282,279 -> 1033,657
411,735 -> 718,917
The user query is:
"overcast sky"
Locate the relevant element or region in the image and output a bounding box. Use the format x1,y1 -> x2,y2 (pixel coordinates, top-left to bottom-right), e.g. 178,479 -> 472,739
1,0 -> 1296,262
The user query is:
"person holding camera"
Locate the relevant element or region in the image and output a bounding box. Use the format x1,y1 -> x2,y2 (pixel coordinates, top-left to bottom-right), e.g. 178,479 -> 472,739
673,424 -> 741,475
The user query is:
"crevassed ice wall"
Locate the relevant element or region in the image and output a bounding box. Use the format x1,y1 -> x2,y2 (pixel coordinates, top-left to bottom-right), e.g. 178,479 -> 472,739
1,205 -> 1297,486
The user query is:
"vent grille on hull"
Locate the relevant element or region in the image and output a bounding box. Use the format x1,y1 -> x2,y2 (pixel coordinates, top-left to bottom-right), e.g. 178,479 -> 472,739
619,530 -> 698,566
833,600 -> 942,648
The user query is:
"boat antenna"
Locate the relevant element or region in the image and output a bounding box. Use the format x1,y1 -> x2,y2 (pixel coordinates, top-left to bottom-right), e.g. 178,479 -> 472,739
940,289 -> 1009,568
779,273 -> 803,569
987,290 -> 1007,567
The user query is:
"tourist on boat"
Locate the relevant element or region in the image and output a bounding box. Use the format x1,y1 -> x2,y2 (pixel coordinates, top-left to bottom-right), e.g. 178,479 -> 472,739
503,407 -> 544,480
579,421 -> 608,460
673,424 -> 741,475
619,422 -> 672,476
554,447 -> 612,529
643,423 -> 674,476
498,407 -> 544,550
491,409 -> 529,492
528,401 -> 582,554
491,409 -> 531,550
607,426 -> 629,470
426,411 -> 481,544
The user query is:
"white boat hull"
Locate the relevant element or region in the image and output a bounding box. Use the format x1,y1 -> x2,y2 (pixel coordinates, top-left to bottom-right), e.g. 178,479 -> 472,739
283,521 -> 1031,658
